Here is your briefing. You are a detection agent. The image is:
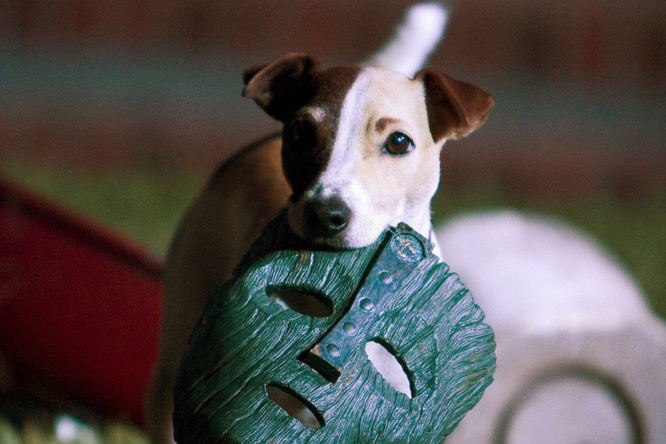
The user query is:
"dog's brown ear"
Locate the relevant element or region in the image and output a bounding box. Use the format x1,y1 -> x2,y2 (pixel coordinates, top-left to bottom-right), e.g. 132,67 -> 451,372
242,53 -> 319,121
415,69 -> 495,142
242,62 -> 270,84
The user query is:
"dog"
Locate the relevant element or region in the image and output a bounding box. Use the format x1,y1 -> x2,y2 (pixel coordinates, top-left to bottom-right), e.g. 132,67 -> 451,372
144,4 -> 494,443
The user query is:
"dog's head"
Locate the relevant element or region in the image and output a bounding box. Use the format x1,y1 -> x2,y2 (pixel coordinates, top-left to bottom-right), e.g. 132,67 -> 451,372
243,53 -> 494,249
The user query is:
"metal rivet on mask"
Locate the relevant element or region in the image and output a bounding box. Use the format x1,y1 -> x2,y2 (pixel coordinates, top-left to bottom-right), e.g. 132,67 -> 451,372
378,271 -> 393,285
359,298 -> 375,312
326,344 -> 341,357
391,233 -> 425,263
343,322 -> 357,336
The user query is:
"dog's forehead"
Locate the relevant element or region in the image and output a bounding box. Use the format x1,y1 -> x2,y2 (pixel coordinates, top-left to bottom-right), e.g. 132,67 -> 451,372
361,68 -> 425,116
299,67 -> 423,124
305,67 -> 363,112
363,67 -> 418,91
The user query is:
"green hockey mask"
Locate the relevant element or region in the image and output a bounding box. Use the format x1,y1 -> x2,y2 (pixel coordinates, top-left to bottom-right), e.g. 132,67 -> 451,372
173,220 -> 495,444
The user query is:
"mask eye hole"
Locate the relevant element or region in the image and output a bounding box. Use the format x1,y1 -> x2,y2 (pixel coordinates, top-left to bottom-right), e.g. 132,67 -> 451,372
384,132 -> 414,155
266,384 -> 325,430
266,285 -> 333,318
365,339 -> 414,398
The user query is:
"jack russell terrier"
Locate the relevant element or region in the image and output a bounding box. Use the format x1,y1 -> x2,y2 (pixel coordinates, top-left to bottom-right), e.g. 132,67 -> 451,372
144,4 -> 494,443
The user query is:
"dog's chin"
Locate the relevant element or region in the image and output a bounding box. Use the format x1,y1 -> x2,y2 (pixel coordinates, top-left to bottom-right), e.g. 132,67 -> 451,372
287,222 -> 383,251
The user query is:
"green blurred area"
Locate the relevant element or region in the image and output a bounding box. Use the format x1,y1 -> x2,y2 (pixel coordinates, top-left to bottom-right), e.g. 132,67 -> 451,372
0,414 -> 147,444
1,161 -> 208,258
1,160 -> 665,321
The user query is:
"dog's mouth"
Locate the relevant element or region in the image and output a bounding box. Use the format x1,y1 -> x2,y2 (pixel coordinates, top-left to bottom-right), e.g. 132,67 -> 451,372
287,220 -> 354,250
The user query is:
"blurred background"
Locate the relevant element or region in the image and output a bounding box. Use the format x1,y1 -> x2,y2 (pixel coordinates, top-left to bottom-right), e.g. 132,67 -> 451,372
0,0 -> 665,440
2,0 -> 664,311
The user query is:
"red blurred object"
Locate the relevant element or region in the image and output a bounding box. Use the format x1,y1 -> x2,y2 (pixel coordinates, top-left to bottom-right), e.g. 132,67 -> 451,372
0,178 -> 163,424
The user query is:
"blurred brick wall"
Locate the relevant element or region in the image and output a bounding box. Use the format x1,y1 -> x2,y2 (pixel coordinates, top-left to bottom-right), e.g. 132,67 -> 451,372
1,0 -> 665,196
2,0 -> 663,84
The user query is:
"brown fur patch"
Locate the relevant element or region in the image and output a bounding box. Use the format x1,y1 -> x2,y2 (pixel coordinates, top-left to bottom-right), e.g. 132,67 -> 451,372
210,131 -> 282,187
280,67 -> 361,199
415,69 -> 495,142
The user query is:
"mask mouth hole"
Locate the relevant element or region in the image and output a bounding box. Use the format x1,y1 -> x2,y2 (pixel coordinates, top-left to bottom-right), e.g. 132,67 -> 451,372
266,285 -> 333,318
365,339 -> 414,398
265,384 -> 325,430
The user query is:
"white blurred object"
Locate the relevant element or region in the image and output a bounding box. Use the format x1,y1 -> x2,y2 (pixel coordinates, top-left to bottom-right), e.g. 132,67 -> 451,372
437,210 -> 666,444
363,2 -> 449,77
55,415 -> 100,444
439,211 -> 652,334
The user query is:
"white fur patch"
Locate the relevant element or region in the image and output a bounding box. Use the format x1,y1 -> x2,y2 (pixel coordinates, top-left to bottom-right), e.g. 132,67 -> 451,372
301,106 -> 326,123
317,72 -> 371,196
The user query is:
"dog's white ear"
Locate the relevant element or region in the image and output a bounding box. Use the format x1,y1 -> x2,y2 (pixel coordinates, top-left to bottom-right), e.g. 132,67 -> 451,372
415,69 -> 495,142
243,53 -> 319,121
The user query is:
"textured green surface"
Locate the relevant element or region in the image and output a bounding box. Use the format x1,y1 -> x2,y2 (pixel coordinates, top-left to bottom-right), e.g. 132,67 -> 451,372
173,216 -> 495,444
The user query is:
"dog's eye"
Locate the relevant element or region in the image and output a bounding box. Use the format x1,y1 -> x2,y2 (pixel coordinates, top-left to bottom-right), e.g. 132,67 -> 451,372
384,132 -> 414,155
290,119 -> 317,146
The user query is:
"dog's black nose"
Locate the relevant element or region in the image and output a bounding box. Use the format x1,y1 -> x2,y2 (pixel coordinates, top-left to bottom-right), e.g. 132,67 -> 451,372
303,196 -> 350,239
